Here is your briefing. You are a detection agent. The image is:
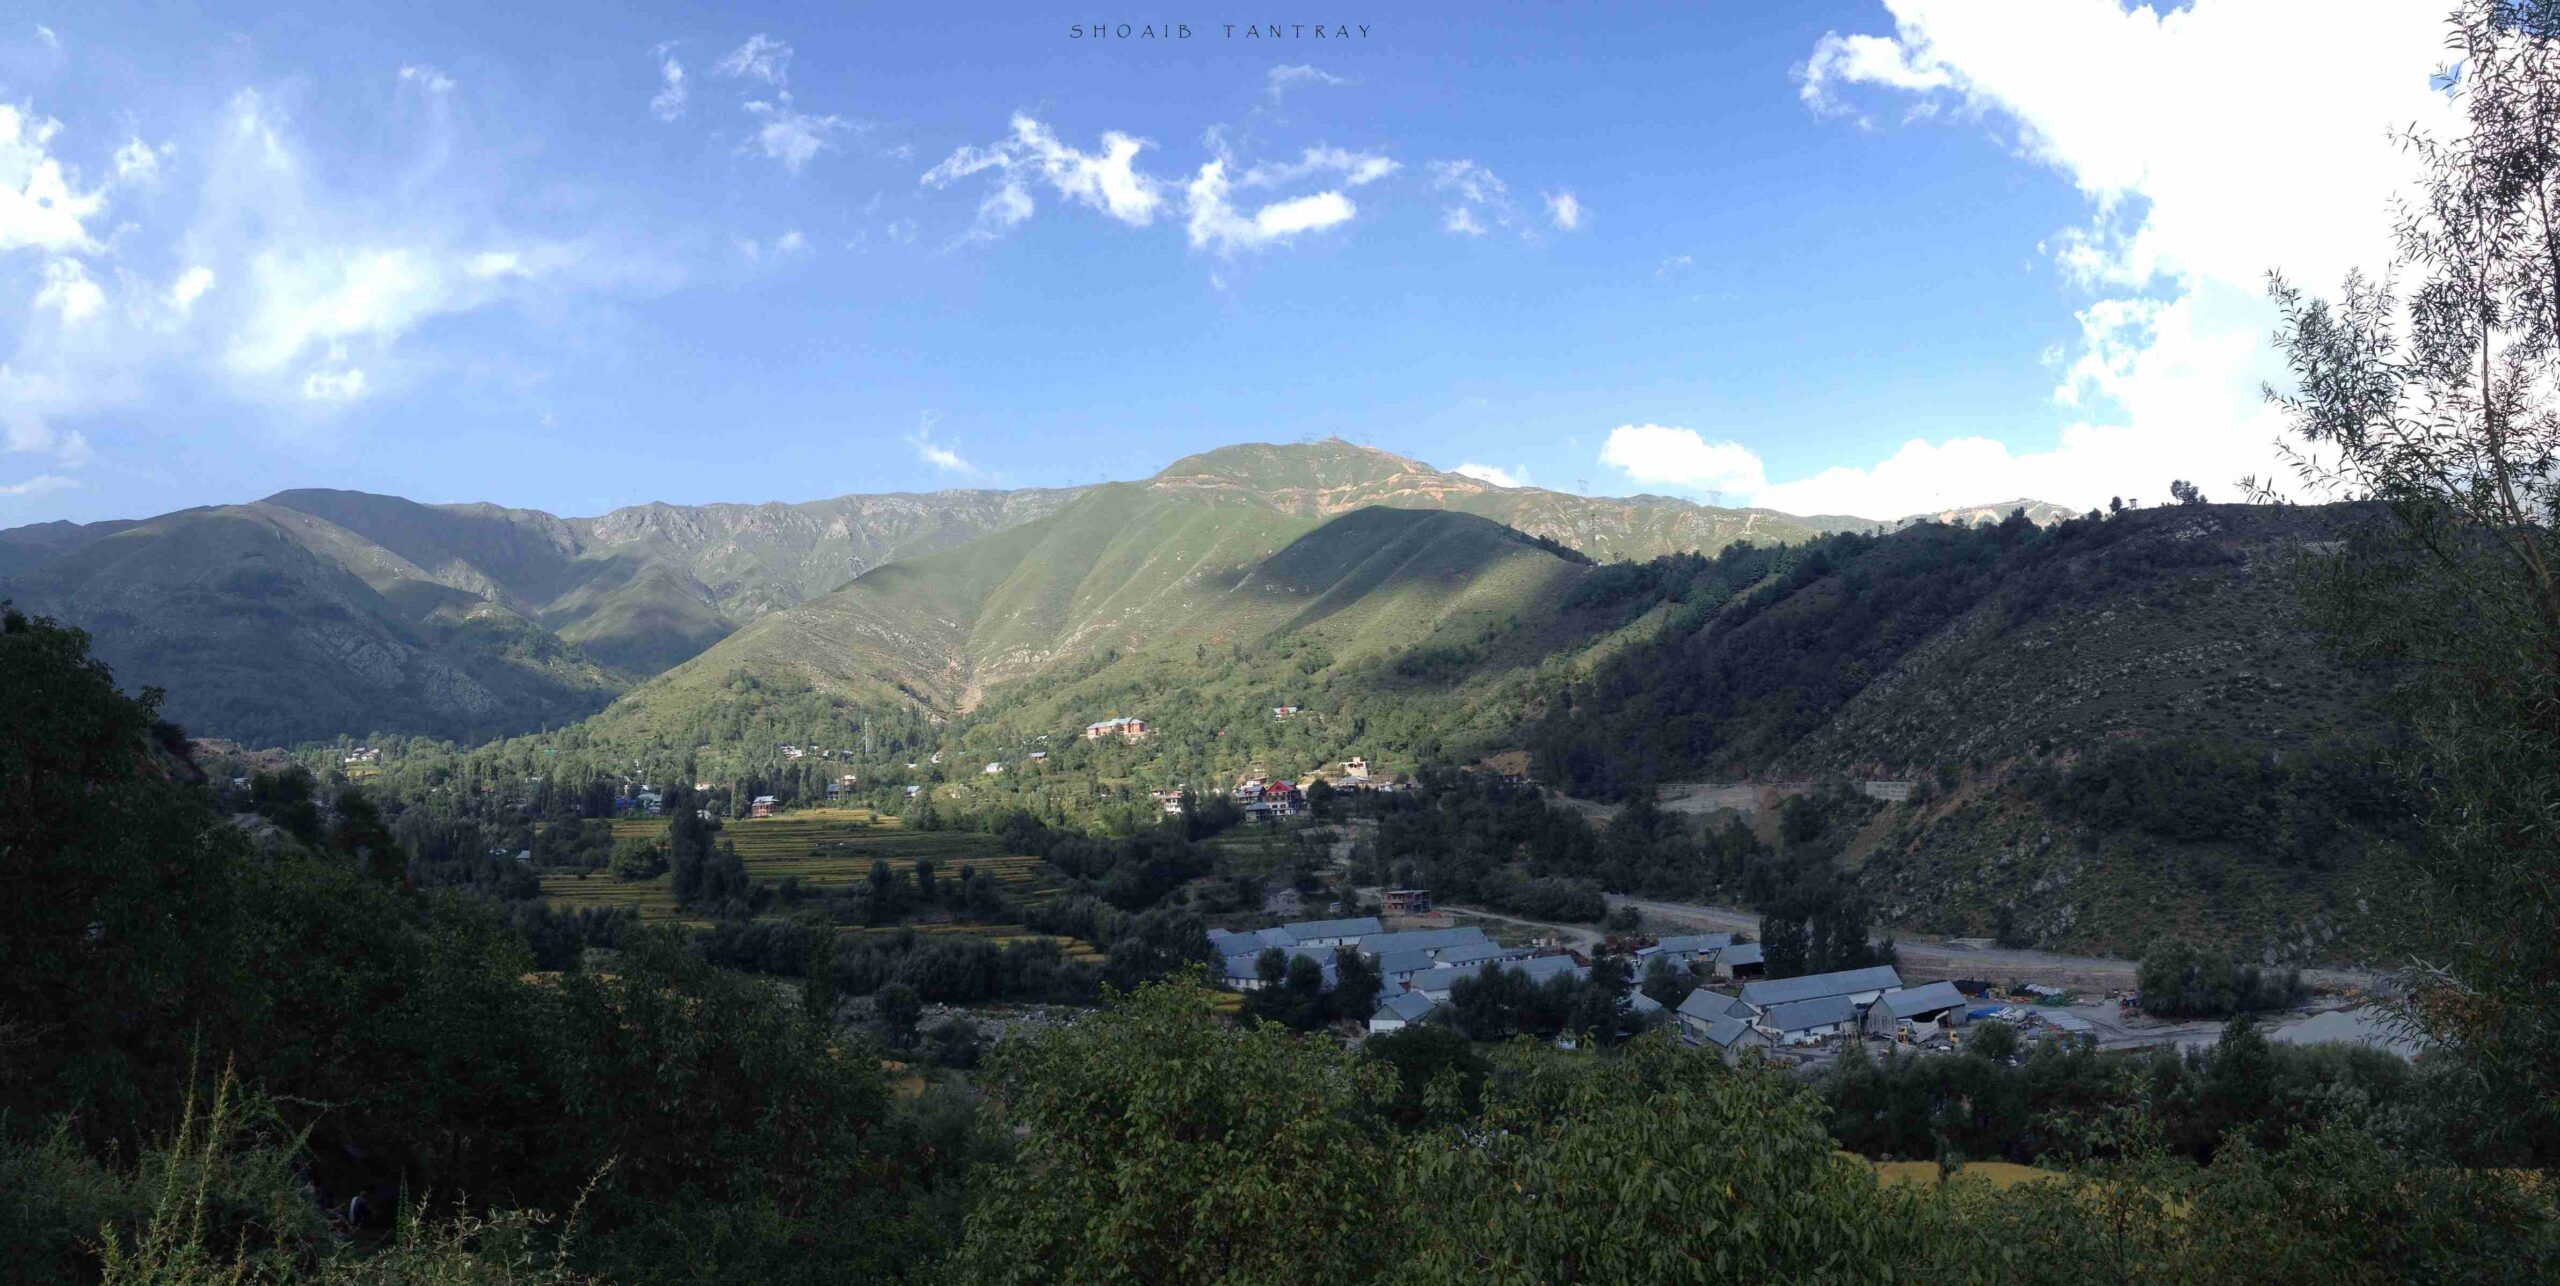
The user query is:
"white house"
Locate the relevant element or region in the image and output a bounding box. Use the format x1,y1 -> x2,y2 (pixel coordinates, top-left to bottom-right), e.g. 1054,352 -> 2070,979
1368,989 -> 1440,1034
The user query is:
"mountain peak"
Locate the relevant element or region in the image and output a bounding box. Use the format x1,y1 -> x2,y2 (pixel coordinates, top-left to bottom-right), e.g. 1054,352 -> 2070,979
1146,439 -> 1492,517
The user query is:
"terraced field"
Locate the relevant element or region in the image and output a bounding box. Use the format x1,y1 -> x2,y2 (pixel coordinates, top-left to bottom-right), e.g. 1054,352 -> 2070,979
542,807 -> 1068,929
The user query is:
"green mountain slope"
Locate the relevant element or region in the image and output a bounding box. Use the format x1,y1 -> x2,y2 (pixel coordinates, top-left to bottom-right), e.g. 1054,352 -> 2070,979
1,505 -> 623,746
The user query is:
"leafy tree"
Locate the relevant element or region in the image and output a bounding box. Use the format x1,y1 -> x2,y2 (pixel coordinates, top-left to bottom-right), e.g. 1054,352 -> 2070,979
950,975 -> 1400,1283
2263,0 -> 2560,1161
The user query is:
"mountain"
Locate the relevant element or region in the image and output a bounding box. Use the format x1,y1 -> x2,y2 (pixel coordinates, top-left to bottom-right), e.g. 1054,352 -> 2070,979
0,438 -> 2073,748
0,504 -> 623,747
1,485 -> 1087,743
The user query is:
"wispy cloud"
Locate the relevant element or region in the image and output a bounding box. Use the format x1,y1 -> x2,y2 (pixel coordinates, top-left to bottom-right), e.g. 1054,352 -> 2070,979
398,64 -> 456,95
742,97 -> 849,174
1544,189 -> 1583,231
714,34 -> 792,88
906,413 -> 980,477
923,114 -> 1164,240
0,473 -> 75,498
1265,63 -> 1346,102
649,43 -> 688,121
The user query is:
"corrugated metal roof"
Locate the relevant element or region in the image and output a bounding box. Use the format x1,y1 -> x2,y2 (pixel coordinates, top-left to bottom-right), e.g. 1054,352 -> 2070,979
1698,1014 -> 1757,1048
1283,916 -> 1382,940
1740,965 -> 1902,1009
1638,933 -> 1735,958
1719,942 -> 1764,967
1373,990 -> 1440,1023
1359,927 -> 1495,957
1877,981 -> 1968,1019
1762,994 -> 1858,1032
1676,989 -> 1748,1023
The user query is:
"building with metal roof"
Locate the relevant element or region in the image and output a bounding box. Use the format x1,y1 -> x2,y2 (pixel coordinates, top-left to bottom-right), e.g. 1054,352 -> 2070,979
1759,994 -> 1859,1043
1367,989 -> 1441,1034
1738,965 -> 1903,1011
1281,916 -> 1383,946
1358,927 -> 1495,959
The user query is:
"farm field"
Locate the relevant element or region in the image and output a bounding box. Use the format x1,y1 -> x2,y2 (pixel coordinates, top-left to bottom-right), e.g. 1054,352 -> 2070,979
541,808 -> 1073,942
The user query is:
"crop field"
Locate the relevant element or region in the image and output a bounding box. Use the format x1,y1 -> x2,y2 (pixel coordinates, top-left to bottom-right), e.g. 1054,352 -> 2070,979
544,807 -> 1068,927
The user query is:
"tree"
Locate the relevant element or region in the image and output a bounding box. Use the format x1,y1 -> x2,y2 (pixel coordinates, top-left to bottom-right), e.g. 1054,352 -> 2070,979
2263,0 -> 2560,1160
1640,956 -> 1699,1011
948,976 -> 1400,1283
2169,478 -> 2205,505
876,981 -> 923,1047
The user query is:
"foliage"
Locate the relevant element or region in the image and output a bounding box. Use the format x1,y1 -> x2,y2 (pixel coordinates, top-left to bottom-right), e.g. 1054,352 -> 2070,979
2136,936 -> 2308,1019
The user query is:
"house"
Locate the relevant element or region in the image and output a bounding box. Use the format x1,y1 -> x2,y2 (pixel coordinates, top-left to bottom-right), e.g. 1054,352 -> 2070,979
1635,933 -> 1734,967
750,794 -> 779,818
1479,750 -> 1532,785
1085,716 -> 1150,741
1380,888 -> 1432,916
825,780 -> 849,799
635,789 -> 664,817
1759,994 -> 1860,1044
1358,927 -> 1496,961
1738,965 -> 1904,1014
1262,887 -> 1304,917
1219,944 -> 1338,992
904,785 -> 923,799
1153,788 -> 1187,815
341,747 -> 381,766
1369,989 -> 1441,1034
1273,705 -> 1304,720
1866,981 -> 1971,1040
1283,916 -> 1383,947
1235,777 -> 1306,819
983,762 -> 1005,775
1411,954 -> 1586,998
1027,751 -> 1048,761
1713,942 -> 1766,980
1339,756 -> 1371,779
1682,1002 -> 1774,1064
782,745 -> 807,760
1675,988 -> 1749,1034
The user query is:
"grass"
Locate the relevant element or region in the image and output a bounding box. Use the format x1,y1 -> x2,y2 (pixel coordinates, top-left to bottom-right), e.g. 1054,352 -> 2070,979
542,806 -> 1067,927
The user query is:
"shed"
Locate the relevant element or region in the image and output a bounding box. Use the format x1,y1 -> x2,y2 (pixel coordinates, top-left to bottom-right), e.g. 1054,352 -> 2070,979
1367,989 -> 1441,1034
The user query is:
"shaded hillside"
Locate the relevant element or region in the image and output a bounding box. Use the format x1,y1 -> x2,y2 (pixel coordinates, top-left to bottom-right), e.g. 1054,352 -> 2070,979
1,505 -> 622,746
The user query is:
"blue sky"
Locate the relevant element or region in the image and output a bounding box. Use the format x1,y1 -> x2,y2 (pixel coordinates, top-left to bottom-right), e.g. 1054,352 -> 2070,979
0,2 -> 2452,524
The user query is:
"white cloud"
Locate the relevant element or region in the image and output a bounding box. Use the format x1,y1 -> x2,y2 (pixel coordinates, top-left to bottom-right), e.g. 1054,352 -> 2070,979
1545,190 -> 1583,231
1456,461 -> 1528,488
742,97 -> 848,174
113,137 -> 163,183
168,265 -> 216,312
0,104 -> 105,254
715,34 -> 792,87
1656,252 -> 1694,277
1775,0 -> 2451,514
650,46 -> 688,121
1600,424 -> 1769,500
1184,159 -> 1356,255
398,64 -> 456,94
1238,145 -> 1396,189
1266,63 -> 1346,102
32,256 -> 101,322
300,366 -> 367,401
33,25 -> 57,49
1429,158 -> 1519,237
906,414 -> 979,477
923,114 -> 1165,238
0,473 -> 74,498
735,228 -> 806,262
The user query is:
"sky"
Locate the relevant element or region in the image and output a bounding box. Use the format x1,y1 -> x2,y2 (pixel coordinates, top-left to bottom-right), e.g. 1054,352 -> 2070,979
0,1 -> 2462,525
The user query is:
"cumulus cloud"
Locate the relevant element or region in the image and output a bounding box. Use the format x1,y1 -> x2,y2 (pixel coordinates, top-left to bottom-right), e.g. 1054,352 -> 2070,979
1545,190 -> 1582,231
1600,424 -> 1769,500
0,82 -> 670,484
735,228 -> 806,262
32,256 -> 101,322
923,114 -> 1165,238
715,34 -> 792,87
1456,462 -> 1529,488
1266,63 -> 1346,102
1776,0 -> 2451,514
650,45 -> 688,121
0,104 -> 106,254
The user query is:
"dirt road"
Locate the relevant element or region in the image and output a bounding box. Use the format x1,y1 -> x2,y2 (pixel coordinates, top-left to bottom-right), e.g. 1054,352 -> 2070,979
1604,894 -> 2384,994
